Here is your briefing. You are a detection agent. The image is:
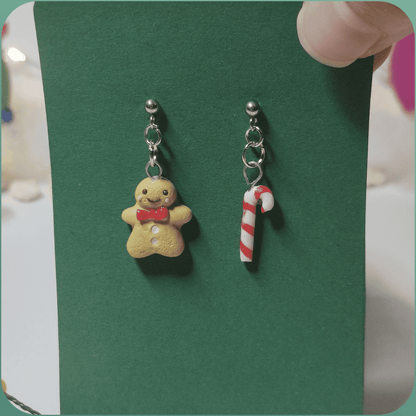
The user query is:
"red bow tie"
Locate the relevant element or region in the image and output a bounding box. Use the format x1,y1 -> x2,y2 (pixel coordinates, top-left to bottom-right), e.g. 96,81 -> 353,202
136,207 -> 168,221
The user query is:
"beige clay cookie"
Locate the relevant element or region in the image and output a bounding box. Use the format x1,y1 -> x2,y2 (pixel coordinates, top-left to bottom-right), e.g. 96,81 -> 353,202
122,177 -> 192,258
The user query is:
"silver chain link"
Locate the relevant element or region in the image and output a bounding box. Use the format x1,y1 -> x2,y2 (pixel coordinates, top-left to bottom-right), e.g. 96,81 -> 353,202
242,115 -> 266,188
144,113 -> 163,179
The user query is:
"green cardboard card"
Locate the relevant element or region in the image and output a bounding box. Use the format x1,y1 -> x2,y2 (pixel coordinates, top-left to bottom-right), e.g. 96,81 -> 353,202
34,2 -> 372,414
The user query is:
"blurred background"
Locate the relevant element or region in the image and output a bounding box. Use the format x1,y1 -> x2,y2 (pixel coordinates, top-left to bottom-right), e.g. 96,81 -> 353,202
1,2 -> 414,414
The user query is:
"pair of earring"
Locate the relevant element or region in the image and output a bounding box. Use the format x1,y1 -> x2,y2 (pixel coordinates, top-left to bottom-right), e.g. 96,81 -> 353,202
121,100 -> 274,262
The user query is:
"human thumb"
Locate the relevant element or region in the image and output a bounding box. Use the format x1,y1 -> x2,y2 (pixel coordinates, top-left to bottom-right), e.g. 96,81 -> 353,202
297,1 -> 413,68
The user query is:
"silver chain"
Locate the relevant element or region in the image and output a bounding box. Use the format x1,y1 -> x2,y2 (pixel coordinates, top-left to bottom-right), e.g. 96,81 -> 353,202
144,111 -> 163,179
242,111 -> 266,189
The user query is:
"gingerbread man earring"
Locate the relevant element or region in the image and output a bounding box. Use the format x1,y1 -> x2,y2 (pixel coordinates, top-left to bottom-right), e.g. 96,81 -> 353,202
122,100 -> 192,258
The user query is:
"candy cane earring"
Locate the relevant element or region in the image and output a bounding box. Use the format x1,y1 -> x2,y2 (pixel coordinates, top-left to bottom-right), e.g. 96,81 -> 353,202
240,101 -> 274,262
122,100 -> 192,258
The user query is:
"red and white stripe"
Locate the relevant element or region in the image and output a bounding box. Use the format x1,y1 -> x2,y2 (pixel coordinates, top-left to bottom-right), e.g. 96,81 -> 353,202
240,185 -> 274,262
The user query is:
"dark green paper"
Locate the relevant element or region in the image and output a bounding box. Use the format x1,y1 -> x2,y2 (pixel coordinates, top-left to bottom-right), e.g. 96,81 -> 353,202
34,2 -> 371,414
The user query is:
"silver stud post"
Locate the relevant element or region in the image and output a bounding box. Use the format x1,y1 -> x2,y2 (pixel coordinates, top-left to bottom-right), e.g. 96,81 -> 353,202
245,101 -> 260,117
145,99 -> 159,115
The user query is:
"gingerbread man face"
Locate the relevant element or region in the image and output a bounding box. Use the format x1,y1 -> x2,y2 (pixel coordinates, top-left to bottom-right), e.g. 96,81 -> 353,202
122,177 -> 192,258
135,177 -> 177,210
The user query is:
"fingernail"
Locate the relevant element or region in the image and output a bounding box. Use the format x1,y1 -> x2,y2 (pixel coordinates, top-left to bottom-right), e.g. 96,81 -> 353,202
297,2 -> 381,68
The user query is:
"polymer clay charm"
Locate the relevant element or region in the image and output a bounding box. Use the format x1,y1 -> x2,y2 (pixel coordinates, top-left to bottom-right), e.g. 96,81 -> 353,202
122,177 -> 191,258
122,100 -> 192,258
240,185 -> 274,262
240,101 -> 274,262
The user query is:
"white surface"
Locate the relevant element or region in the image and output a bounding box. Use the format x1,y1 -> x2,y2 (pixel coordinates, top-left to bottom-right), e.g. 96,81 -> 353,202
1,3 -> 60,415
2,183 -> 59,415
1,3 -> 415,415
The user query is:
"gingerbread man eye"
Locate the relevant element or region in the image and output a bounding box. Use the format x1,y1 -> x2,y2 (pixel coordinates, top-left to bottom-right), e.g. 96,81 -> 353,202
142,189 -> 148,195
163,190 -> 168,196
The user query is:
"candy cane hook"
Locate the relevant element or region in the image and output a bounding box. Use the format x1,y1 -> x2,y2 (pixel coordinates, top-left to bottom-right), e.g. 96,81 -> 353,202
240,185 -> 274,262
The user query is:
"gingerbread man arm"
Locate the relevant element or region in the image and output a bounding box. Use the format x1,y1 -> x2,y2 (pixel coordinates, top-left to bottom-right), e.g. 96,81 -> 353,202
169,205 -> 192,227
122,205 -> 138,226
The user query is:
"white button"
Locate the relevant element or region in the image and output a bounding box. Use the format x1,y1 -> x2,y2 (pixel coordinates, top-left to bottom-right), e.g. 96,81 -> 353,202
152,226 -> 159,234
151,238 -> 158,245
